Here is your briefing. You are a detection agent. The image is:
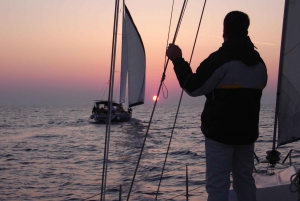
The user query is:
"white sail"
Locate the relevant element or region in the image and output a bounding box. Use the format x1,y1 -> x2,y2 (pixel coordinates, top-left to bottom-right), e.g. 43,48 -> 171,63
277,0 -> 300,146
120,5 -> 146,108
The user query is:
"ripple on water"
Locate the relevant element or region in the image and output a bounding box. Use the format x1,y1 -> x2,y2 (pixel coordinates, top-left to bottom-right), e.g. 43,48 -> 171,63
0,105 -> 299,201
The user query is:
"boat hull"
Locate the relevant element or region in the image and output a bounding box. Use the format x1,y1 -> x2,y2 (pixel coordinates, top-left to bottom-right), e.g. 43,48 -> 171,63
113,112 -> 132,122
90,112 -> 132,123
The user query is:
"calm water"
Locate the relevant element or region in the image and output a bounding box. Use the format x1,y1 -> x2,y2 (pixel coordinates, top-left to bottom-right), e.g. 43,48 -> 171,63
0,104 -> 299,201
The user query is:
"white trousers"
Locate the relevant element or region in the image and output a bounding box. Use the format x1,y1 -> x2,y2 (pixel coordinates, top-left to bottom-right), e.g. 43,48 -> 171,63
205,137 -> 256,201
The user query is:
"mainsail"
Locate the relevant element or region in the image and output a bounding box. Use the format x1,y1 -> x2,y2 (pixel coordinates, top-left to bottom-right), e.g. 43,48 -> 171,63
119,4 -> 146,107
277,0 -> 300,146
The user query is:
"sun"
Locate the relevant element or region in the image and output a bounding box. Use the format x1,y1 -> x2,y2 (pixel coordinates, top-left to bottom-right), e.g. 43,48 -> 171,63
152,95 -> 159,101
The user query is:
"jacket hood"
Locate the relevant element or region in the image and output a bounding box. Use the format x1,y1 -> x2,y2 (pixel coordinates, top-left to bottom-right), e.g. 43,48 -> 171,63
220,36 -> 262,66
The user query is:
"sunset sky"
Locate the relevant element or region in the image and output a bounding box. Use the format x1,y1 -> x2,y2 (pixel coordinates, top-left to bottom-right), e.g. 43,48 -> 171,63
0,0 -> 285,106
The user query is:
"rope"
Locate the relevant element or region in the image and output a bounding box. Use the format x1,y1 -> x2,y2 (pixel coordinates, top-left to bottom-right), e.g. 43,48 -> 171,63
126,1 -> 189,200
155,0 -> 207,199
161,80 -> 169,99
290,168 -> 300,201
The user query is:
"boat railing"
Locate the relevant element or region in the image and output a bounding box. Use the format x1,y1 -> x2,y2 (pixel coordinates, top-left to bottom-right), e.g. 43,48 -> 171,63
82,162 -> 206,200
83,149 -> 300,200
117,163 -> 206,200
281,149 -> 300,166
254,149 -> 300,166
253,149 -> 300,175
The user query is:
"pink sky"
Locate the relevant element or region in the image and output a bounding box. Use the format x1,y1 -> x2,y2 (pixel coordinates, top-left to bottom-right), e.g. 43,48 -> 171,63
0,0 -> 284,106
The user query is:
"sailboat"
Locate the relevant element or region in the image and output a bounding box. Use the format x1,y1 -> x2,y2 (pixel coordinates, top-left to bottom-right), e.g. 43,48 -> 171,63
229,0 -> 300,200
90,3 -> 146,123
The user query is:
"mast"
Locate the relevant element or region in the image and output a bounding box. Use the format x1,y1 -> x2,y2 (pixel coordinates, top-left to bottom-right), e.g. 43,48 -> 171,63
100,0 -> 120,200
272,0 -> 290,150
266,0 -> 290,166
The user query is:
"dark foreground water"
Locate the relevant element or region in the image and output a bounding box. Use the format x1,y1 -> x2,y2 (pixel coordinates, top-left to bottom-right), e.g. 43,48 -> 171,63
1,104 -> 299,201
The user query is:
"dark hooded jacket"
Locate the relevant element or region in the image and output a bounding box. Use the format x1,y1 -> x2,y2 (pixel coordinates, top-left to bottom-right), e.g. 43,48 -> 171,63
172,36 -> 267,145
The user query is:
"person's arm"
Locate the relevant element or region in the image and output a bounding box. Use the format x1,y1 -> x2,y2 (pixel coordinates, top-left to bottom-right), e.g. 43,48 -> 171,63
166,44 -> 194,89
166,44 -> 227,97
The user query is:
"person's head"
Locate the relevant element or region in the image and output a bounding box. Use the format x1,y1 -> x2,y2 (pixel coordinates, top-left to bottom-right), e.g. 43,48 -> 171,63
223,11 -> 250,41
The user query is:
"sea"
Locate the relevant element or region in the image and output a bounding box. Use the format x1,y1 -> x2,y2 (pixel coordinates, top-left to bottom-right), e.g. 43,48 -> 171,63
1,104 -> 299,201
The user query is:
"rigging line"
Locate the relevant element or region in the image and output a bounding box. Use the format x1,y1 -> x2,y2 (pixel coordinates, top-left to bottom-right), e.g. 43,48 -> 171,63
101,81 -> 109,99
163,0 -> 175,68
161,0 -> 187,99
126,1 -> 189,200
161,0 -> 188,83
100,0 -> 120,200
155,0 -> 207,199
161,0 -> 175,100
82,193 -> 100,201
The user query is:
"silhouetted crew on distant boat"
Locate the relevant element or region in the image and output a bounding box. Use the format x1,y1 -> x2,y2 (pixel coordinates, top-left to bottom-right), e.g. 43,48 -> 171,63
166,11 -> 267,201
99,107 -> 105,113
92,105 -> 97,114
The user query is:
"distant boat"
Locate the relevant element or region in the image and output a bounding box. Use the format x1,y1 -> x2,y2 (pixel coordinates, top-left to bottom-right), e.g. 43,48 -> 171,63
90,4 -> 146,123
90,100 -> 132,123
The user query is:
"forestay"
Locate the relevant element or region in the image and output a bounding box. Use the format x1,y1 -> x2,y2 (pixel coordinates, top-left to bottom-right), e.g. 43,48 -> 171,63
277,0 -> 300,146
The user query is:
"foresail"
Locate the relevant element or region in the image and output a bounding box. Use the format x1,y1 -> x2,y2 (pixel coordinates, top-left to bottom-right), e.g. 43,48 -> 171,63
277,0 -> 300,146
123,5 -> 146,107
